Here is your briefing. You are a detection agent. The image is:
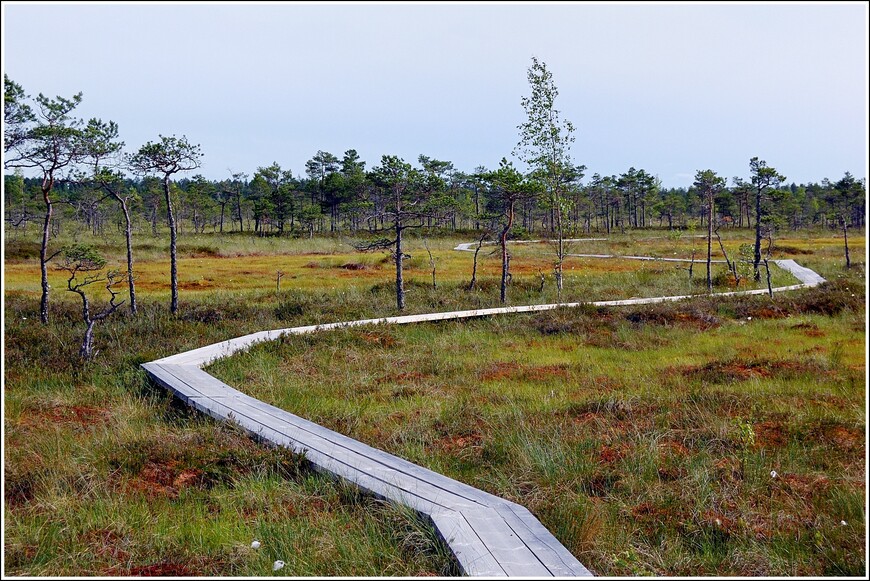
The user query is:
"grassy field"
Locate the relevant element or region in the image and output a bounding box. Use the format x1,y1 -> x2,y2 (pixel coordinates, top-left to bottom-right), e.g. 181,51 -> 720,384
3,292 -> 456,576
4,226 -> 866,576
209,291 -> 865,575
3,227 -> 843,303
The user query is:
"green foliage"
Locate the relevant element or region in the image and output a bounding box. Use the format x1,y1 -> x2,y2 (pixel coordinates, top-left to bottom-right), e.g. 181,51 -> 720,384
732,417 -> 756,451
128,134 -> 203,177
60,244 -> 107,272
4,74 -> 34,153
515,56 -> 576,178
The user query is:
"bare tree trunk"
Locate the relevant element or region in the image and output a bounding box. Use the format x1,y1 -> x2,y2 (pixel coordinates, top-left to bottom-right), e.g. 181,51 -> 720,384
39,190 -> 52,325
707,192 -> 714,293
424,239 -> 436,290
474,187 -> 480,230
500,202 -> 514,304
714,226 -> 733,274
555,203 -> 564,301
467,233 -> 486,291
110,190 -> 137,315
236,192 -> 244,232
81,319 -> 96,360
753,191 -> 763,281
843,220 -> 851,269
164,176 -> 179,314
395,221 -> 405,311
763,258 -> 773,298
119,197 -> 137,314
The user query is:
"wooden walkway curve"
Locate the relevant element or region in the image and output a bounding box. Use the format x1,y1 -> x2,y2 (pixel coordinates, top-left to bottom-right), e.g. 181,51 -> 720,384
142,242 -> 825,577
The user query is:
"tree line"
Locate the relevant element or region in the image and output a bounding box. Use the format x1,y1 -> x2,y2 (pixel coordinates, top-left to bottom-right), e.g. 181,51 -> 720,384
6,153 -> 865,243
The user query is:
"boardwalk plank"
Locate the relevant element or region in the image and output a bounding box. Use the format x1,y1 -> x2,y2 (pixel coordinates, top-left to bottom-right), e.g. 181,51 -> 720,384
430,509 -> 507,576
492,501 -> 594,576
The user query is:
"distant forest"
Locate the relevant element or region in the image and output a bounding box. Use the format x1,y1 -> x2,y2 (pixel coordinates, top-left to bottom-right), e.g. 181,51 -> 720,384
4,155 -> 866,239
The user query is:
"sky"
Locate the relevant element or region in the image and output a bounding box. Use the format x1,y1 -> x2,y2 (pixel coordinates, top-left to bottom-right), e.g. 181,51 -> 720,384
2,2 -> 868,188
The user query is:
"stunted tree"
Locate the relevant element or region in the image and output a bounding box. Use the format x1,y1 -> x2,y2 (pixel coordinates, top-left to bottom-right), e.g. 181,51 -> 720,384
56,245 -> 124,360
694,169 -> 727,293
5,81 -> 85,324
484,158 -> 540,304
742,157 -> 785,281
129,135 -> 203,314
515,56 -> 578,299
80,118 -> 139,314
358,155 -> 426,311
829,173 -> 866,269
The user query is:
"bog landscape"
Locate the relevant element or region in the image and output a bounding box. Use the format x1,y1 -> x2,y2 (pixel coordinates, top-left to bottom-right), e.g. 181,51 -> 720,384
3,54 -> 866,577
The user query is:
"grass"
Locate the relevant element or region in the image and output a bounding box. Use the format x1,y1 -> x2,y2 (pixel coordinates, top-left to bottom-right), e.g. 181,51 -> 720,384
7,227 -> 849,306
4,224 -> 866,576
3,294 -> 456,577
208,288 -> 866,576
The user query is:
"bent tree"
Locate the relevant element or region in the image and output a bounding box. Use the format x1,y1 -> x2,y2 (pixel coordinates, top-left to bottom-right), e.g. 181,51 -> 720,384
129,135 -> 203,314
484,159 -> 539,304
4,79 -> 84,324
57,245 -> 124,360
81,118 -> 139,314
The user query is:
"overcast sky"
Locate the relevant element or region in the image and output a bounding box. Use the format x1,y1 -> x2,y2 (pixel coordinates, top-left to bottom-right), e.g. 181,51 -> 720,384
2,2 -> 867,188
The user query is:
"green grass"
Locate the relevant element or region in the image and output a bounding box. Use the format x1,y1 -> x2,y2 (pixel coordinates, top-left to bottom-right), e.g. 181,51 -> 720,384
5,225 -> 865,576
3,295 -> 456,577
208,286 -> 866,576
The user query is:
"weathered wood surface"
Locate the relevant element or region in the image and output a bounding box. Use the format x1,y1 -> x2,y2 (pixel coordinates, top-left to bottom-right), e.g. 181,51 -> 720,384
143,240 -> 825,576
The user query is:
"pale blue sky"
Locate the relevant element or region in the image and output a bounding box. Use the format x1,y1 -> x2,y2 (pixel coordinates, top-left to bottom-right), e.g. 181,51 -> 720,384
2,2 -> 867,188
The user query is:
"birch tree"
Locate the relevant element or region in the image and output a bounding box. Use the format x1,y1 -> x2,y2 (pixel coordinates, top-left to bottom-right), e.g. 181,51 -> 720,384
515,57 -> 578,299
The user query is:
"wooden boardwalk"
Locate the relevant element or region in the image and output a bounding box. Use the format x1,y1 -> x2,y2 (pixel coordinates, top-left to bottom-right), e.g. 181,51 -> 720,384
142,246 -> 824,577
